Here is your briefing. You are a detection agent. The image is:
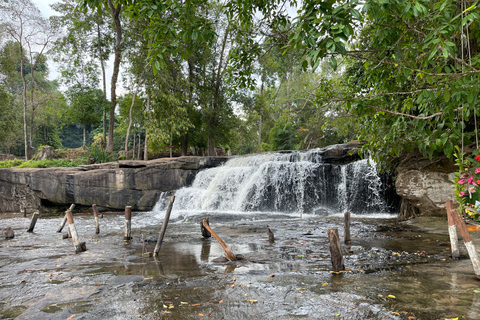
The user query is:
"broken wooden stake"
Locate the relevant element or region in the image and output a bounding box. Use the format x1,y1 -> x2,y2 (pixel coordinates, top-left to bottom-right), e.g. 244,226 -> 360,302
446,201 -> 460,259
327,228 -> 345,272
452,209 -> 480,279
57,204 -> 75,233
200,216 -> 211,238
92,204 -> 100,235
153,196 -> 175,257
26,212 -> 39,233
124,206 -> 132,241
3,227 -> 14,239
66,209 -> 86,253
201,217 -> 237,261
344,211 -> 351,245
267,227 -> 275,243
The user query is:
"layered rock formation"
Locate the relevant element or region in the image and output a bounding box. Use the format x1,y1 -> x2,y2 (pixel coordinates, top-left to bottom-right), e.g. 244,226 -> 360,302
0,157 -> 227,213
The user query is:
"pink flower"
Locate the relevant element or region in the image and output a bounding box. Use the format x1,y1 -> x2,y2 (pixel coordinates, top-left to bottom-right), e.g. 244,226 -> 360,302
468,176 -> 475,184
476,155 -> 480,161
476,168 -> 480,174
469,186 -> 476,193
458,179 -> 466,185
459,191 -> 467,197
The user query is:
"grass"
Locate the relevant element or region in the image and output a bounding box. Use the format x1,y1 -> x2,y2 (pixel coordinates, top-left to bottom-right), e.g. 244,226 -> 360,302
0,158 -> 88,169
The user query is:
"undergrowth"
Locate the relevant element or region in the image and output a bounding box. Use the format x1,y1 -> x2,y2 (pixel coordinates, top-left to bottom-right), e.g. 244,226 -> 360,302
0,158 -> 87,168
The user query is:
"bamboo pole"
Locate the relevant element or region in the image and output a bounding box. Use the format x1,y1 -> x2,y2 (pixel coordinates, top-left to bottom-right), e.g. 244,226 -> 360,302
452,209 -> 480,279
66,209 -> 86,253
92,204 -> 100,235
344,211 -> 351,245
327,228 -> 345,272
201,217 -> 237,261
124,206 -> 132,241
153,196 -> 175,257
26,212 -> 39,232
446,201 -> 460,259
57,204 -> 75,233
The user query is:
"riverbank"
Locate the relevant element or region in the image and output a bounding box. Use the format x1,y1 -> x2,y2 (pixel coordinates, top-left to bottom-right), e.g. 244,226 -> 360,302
1,212 -> 479,319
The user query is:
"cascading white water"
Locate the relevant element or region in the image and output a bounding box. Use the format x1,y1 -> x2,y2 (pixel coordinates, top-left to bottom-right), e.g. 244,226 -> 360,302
154,149 -> 397,220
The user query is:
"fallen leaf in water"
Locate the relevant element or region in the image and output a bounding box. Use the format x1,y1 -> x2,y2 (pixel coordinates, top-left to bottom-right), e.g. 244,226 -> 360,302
191,303 -> 201,306
67,315 -> 75,320
444,318 -> 458,320
322,283 -> 327,286
199,313 -> 204,317
219,300 -> 223,304
247,300 -> 258,304
408,317 -> 415,319
94,284 -> 101,286
269,274 -> 275,277
474,290 -> 480,293
230,284 -> 235,288
387,295 -> 396,299
467,225 -> 480,232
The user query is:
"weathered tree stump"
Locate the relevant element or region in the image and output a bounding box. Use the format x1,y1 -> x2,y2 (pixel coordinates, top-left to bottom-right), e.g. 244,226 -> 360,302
327,228 -> 345,272
446,201 -> 460,259
153,196 -> 175,256
57,204 -> 75,233
201,217 -> 237,261
66,209 -> 86,253
124,206 -> 132,241
267,227 -> 275,243
26,212 -> 39,233
452,209 -> 480,279
200,216 -> 211,238
3,227 -> 14,239
92,204 -> 100,234
344,211 -> 351,245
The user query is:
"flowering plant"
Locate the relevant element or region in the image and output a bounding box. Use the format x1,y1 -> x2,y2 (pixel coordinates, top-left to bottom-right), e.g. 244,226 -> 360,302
453,146 -> 480,220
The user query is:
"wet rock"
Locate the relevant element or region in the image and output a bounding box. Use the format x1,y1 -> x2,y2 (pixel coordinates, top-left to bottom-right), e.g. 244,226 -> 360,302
3,226 -> 14,239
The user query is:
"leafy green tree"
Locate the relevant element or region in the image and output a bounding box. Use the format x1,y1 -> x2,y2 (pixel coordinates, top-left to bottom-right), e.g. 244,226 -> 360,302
65,85 -> 104,146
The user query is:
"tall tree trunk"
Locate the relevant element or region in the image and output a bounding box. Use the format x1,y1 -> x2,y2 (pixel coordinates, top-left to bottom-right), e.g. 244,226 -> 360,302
137,135 -> 141,159
20,46 -> 28,160
144,94 -> 150,161
169,132 -> 173,158
83,123 -> 86,147
107,0 -> 122,153
124,68 -> 145,153
97,21 -> 107,147
208,25 -> 230,156
132,132 -> 136,159
258,80 -> 264,153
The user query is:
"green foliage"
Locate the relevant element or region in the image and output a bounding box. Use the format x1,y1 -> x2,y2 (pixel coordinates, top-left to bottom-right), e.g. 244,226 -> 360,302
88,144 -> 113,163
0,158 -> 86,168
270,122 -> 299,151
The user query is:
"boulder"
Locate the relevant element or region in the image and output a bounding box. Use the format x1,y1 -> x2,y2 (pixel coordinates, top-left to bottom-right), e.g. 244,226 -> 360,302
3,226 -> 14,239
395,152 -> 456,216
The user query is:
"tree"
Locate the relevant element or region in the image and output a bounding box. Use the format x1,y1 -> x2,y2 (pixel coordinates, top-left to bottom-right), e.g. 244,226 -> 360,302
79,0 -> 124,153
0,0 -> 54,159
65,85 -> 104,146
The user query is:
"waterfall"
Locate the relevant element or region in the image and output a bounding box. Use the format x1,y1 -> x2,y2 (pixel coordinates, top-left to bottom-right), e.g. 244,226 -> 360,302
154,149 -> 398,219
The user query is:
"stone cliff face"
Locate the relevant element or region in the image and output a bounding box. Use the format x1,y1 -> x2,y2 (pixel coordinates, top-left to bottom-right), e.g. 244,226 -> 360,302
0,157 -> 227,213
395,152 -> 456,217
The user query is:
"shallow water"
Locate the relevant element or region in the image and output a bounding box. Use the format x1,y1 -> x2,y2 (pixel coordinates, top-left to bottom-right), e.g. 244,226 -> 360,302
1,213 -> 480,319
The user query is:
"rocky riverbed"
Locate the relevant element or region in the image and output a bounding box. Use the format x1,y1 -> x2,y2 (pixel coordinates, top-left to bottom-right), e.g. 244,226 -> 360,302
1,212 -> 480,320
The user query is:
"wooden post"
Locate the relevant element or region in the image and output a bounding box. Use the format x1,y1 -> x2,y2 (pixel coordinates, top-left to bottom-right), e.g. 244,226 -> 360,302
267,227 -> 275,243
452,209 -> 480,279
201,217 -> 237,261
153,196 -> 175,256
327,228 -> 345,272
344,211 -> 351,245
26,212 -> 39,233
200,216 -> 211,238
57,204 -> 75,233
92,204 -> 100,235
66,209 -> 86,253
446,201 -> 460,259
124,206 -> 132,241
